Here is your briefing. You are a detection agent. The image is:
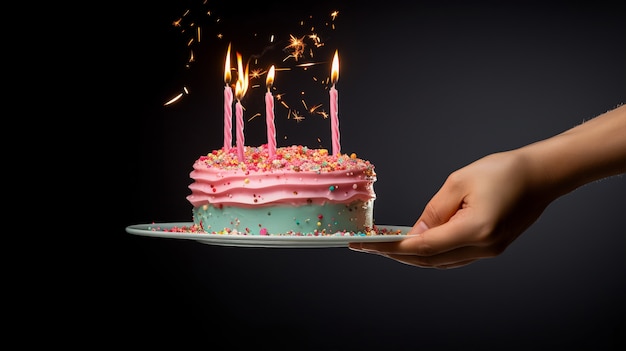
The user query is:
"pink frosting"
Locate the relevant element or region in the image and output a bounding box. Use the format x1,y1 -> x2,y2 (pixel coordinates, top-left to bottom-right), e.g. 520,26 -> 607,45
186,145 -> 376,208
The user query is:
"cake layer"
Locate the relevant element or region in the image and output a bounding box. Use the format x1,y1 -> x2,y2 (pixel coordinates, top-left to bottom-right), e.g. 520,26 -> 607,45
192,200 -> 374,235
187,145 -> 376,208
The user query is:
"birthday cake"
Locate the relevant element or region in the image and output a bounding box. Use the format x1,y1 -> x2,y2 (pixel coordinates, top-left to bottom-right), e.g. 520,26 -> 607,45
185,144 -> 376,235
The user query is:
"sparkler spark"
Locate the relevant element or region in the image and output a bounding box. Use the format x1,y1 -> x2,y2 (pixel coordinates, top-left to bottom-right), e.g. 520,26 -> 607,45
308,104 -> 323,114
295,62 -> 323,68
164,86 -> 190,106
188,50 -> 195,63
291,110 -> 306,122
164,93 -> 184,106
284,34 -> 306,62
249,68 -> 267,80
165,2 -> 342,146
309,33 -> 324,48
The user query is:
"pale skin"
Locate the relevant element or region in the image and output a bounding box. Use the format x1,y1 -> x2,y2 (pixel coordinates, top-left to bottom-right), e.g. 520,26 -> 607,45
349,104 -> 626,269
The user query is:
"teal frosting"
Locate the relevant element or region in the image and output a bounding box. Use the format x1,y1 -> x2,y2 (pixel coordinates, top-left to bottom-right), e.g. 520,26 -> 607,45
192,200 -> 374,235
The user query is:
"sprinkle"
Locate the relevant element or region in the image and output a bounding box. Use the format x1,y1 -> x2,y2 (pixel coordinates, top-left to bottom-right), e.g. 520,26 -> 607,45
193,145 -> 375,174
159,225 -> 405,236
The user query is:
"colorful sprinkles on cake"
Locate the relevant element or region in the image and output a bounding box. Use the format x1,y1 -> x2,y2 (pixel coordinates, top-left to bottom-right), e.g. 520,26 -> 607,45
186,143 -> 378,236
155,223 -> 404,237
196,144 -> 374,174
145,4 -> 392,241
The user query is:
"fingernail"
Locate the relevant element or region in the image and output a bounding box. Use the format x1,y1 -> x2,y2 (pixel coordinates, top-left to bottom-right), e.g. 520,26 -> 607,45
348,243 -> 364,252
348,244 -> 379,254
414,221 -> 429,234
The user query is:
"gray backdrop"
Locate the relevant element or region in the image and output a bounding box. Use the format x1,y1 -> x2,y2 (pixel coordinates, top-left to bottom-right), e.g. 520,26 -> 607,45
113,1 -> 624,349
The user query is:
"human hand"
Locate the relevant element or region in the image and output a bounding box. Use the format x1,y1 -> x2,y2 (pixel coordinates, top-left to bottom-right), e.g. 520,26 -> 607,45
349,151 -> 553,269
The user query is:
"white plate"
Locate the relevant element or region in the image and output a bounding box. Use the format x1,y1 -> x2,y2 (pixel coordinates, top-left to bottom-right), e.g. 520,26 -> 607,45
126,222 -> 412,248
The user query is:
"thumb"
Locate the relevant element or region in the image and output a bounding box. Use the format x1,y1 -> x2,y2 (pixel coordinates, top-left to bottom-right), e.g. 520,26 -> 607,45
409,181 -> 465,235
410,220 -> 430,235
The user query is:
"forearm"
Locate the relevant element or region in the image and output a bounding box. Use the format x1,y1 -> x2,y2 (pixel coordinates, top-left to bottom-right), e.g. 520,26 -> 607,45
517,104 -> 626,200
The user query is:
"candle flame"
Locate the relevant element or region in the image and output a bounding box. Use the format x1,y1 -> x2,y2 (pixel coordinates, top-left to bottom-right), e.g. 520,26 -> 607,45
224,43 -> 231,84
331,50 -> 339,85
266,65 -> 275,91
235,79 -> 243,101
235,52 -> 249,100
237,52 -> 244,83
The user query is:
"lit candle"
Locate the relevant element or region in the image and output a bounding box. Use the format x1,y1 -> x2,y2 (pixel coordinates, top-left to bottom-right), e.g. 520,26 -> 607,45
235,52 -> 249,162
265,65 -> 276,158
223,43 -> 233,151
235,81 -> 244,161
330,50 -> 340,156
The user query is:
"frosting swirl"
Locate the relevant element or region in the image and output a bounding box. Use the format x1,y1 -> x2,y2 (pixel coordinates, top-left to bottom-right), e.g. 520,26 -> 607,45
186,144 -> 376,208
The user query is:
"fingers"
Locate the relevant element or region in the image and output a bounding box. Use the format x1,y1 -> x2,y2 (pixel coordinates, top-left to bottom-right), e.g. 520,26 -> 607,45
352,171 -> 469,256
353,206 -> 481,257
348,206 -> 495,269
347,167 -> 500,269
412,172 -> 467,231
385,254 -> 478,269
349,236 -> 496,269
385,243 -> 497,268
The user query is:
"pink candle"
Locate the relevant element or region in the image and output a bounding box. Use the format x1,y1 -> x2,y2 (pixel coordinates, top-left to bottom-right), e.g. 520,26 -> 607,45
330,50 -> 340,156
224,85 -> 233,151
223,44 -> 233,151
235,82 -> 245,162
265,65 -> 276,158
234,52 -> 248,163
235,80 -> 245,162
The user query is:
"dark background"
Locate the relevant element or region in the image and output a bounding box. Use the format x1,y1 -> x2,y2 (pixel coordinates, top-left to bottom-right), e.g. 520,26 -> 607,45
106,1 -> 624,349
